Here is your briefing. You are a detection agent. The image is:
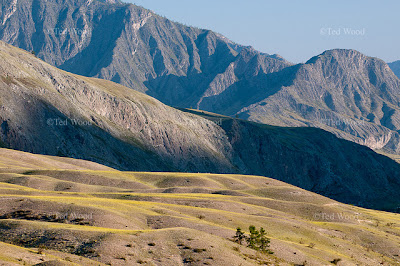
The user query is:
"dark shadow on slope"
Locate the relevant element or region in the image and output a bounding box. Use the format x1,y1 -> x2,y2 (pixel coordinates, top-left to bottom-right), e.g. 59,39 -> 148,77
222,119 -> 400,212
197,64 -> 302,115
194,30 -> 237,74
144,31 -> 237,107
178,108 -> 400,212
59,5 -> 128,77
31,0 -> 46,53
145,72 -> 219,108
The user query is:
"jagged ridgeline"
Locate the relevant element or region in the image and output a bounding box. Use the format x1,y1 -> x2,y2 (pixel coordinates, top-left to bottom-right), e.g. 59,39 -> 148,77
1,0 -> 400,155
0,41 -> 400,212
0,0 -> 289,98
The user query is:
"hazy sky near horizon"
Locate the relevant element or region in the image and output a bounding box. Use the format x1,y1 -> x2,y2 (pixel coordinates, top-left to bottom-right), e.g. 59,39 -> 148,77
127,0 -> 400,63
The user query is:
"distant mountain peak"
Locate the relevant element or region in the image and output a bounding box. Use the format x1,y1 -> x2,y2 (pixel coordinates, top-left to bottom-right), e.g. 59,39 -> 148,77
305,49 -> 366,64
322,48 -> 362,55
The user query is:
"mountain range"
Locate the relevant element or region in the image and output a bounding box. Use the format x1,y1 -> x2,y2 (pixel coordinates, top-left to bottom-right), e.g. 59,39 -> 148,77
0,1 -> 400,264
1,41 -> 400,212
1,0 -> 400,156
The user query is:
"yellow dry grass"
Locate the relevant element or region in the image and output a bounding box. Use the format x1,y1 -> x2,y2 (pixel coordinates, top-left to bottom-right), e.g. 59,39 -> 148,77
0,148 -> 399,265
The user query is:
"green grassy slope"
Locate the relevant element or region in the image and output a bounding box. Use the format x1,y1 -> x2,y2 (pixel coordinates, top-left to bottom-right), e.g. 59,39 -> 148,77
0,149 -> 399,265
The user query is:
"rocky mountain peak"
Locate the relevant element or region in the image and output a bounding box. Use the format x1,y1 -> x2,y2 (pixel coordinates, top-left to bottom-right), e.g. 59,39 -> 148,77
305,49 -> 367,65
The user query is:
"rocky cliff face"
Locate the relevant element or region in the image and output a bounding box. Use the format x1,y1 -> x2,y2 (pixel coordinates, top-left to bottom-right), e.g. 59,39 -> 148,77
1,42 -> 400,211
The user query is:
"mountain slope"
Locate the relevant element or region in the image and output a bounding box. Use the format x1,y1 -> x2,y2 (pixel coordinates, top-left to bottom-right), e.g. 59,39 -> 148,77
389,60 -> 400,79
229,50 -> 400,154
0,40 -> 238,173
0,0 -> 291,108
1,41 -> 400,211
0,149 -> 399,265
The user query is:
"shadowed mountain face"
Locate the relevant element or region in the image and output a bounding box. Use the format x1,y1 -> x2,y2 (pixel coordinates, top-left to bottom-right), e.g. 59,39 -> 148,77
1,42 -> 400,211
389,60 -> 400,79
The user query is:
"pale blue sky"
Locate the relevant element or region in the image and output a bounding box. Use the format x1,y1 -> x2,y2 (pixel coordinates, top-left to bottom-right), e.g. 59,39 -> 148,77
126,0 -> 400,63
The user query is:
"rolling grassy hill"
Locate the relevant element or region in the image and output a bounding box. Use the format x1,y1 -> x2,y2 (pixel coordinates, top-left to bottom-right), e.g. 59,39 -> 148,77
0,148 -> 399,265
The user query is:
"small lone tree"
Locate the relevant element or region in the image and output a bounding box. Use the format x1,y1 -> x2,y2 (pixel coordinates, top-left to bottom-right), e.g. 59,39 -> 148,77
259,227 -> 272,253
247,225 -> 260,250
233,227 -> 245,245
